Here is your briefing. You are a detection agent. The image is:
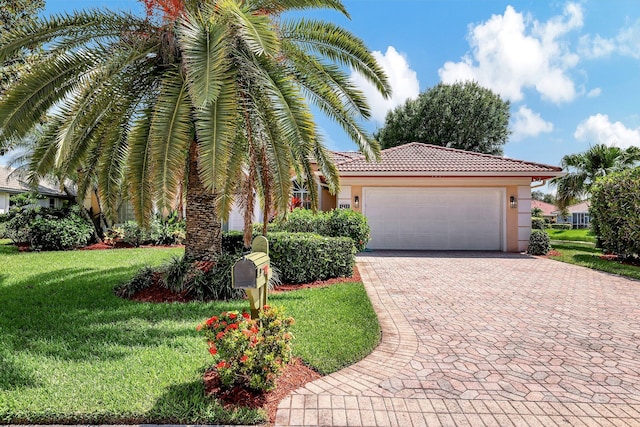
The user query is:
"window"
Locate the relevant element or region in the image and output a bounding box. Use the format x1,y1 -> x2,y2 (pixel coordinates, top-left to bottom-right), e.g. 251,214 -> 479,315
49,198 -> 56,209
292,180 -> 312,209
572,212 -> 590,229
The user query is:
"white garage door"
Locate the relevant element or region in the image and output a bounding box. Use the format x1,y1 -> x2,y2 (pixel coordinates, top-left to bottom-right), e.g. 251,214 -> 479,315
363,187 -> 504,250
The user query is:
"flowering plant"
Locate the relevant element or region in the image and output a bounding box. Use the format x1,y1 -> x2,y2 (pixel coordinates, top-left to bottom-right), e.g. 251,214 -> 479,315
197,305 -> 295,391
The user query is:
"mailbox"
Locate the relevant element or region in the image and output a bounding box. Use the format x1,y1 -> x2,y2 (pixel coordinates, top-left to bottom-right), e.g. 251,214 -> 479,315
232,236 -> 271,318
232,252 -> 270,289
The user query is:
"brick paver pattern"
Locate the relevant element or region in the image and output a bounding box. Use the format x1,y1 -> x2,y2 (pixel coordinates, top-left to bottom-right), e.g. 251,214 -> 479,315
276,252 -> 640,426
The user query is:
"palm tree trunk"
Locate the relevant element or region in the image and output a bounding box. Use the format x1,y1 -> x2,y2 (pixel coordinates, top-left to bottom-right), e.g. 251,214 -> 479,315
185,140 -> 222,260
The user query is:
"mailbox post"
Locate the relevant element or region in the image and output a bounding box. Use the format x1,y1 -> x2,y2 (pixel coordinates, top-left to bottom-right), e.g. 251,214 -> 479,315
232,236 -> 271,319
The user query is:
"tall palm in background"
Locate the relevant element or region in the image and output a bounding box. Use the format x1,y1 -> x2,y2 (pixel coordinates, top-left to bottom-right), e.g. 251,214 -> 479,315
552,144 -> 640,209
0,0 -> 390,260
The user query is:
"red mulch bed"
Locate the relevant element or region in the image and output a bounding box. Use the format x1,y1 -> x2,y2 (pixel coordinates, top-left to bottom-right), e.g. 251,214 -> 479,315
273,266 -> 361,292
599,254 -> 640,267
81,242 -> 183,250
204,357 -> 321,423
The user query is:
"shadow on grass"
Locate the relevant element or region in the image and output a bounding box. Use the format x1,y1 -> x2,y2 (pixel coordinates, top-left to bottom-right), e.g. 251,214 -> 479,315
147,379 -> 263,425
0,244 -> 18,255
0,347 -> 39,391
0,263 -> 218,374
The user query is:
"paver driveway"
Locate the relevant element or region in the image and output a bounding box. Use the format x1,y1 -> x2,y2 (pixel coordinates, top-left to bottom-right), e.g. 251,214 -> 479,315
276,252 -> 640,426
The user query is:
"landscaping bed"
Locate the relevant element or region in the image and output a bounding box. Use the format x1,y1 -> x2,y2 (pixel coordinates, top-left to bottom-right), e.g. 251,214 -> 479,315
0,246 -> 378,425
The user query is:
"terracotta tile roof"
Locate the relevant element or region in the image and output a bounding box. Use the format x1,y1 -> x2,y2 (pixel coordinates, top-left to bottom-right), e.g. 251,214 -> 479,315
335,143 -> 563,177
531,200 -> 558,216
552,200 -> 590,214
0,166 -> 73,197
328,151 -> 363,164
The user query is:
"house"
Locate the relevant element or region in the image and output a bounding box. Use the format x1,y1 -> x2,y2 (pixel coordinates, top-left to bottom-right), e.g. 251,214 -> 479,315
554,201 -> 591,229
312,143 -> 563,252
0,166 -> 75,214
531,200 -> 558,223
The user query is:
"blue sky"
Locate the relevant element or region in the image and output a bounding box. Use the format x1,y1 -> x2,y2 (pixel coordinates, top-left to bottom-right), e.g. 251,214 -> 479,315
12,1 -> 640,178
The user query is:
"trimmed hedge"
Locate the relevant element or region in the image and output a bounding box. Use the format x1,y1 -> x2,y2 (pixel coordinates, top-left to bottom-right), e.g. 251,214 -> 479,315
527,229 -> 551,255
590,168 -> 640,258
531,216 -> 545,230
258,208 -> 370,251
549,223 -> 572,230
222,231 -> 356,284
268,232 -> 356,284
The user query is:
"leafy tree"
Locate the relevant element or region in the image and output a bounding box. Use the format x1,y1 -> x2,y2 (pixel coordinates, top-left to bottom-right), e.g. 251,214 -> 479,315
374,81 -> 510,155
531,191 -> 556,204
0,0 -> 390,261
551,144 -> 640,209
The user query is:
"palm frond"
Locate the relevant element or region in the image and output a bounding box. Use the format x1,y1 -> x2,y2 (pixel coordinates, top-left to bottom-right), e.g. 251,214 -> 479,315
127,108 -> 155,226
150,72 -> 192,214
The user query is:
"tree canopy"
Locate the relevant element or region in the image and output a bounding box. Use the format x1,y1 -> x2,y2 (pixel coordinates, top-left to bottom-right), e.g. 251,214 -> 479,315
0,0 -> 390,260
551,144 -> 640,209
374,81 -> 510,155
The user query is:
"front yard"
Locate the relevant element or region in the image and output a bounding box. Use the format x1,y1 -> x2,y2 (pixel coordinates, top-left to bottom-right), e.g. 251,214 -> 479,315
545,228 -> 640,280
0,246 -> 379,424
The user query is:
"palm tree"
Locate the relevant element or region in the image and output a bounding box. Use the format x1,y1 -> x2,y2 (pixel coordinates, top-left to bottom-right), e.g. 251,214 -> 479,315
551,144 -> 640,209
0,0 -> 390,260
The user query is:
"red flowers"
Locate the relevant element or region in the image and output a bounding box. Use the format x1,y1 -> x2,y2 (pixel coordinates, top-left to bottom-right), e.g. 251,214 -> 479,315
209,346 -> 217,356
216,361 -> 229,369
228,313 -> 237,320
242,312 -> 251,320
240,355 -> 249,363
216,331 -> 225,340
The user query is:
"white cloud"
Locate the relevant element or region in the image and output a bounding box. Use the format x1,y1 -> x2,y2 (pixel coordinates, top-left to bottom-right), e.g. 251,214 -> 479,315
574,114 -> 640,148
511,106 -> 554,141
439,3 -> 583,104
586,87 -> 601,98
351,46 -> 420,124
580,19 -> 640,59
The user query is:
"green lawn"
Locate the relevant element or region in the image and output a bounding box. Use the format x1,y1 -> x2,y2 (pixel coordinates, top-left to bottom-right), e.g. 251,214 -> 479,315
545,228 -> 596,243
0,246 -> 379,424
549,242 -> 640,280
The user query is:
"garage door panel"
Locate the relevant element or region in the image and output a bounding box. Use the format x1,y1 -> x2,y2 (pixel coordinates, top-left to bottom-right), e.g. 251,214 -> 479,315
364,188 -> 503,251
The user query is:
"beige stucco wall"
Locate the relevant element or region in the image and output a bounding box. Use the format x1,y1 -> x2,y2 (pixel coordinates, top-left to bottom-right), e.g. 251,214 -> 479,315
338,176 -> 532,253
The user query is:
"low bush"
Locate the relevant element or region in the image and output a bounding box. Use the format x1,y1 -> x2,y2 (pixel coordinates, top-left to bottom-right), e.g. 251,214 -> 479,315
527,230 -> 551,255
269,232 -> 355,284
550,223 -> 572,230
119,220 -> 144,247
114,266 -> 156,298
531,216 -> 545,230
1,195 -> 92,250
590,167 -> 640,259
197,306 -> 294,391
29,209 -> 93,251
259,208 -> 370,251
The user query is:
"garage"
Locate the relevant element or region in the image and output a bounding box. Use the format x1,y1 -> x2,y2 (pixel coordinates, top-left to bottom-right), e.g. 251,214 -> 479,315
363,187 -> 504,250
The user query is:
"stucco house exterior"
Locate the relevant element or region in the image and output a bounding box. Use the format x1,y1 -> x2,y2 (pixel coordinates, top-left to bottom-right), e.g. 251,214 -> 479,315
313,143 -> 563,252
531,200 -> 558,223
0,166 -> 74,214
554,201 -> 591,229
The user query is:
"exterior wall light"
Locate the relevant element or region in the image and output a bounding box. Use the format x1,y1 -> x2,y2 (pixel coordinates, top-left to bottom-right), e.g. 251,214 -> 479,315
354,195 -> 360,208
510,196 -> 517,208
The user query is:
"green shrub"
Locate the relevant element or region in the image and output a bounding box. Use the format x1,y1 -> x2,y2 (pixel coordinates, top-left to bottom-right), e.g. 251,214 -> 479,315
29,208 -> 93,251
1,197 -> 92,250
148,215 -> 185,245
223,231 -> 245,253
269,232 -> 355,284
198,306 -> 294,391
114,266 -> 156,298
327,209 -> 370,252
550,223 -> 572,230
531,216 -> 545,230
260,208 -> 370,251
119,220 -> 144,246
590,168 -> 640,259
527,230 -> 551,255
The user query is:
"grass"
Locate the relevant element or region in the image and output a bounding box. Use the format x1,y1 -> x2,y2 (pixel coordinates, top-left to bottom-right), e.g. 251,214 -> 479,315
549,242 -> 640,281
0,246 -> 380,424
545,228 -> 596,243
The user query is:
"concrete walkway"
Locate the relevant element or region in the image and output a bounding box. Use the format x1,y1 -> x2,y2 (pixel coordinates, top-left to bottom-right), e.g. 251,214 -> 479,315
275,252 -> 640,426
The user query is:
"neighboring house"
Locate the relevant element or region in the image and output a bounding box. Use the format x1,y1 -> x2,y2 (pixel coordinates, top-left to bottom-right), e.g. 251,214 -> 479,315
531,200 -> 558,223
0,166 -> 75,214
554,201 -> 591,229
311,143 -> 563,252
